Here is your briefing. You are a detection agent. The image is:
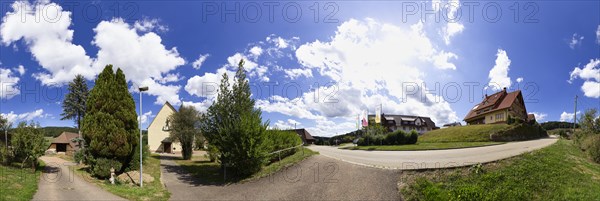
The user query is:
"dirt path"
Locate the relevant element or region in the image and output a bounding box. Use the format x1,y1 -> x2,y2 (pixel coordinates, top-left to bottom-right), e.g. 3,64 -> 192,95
160,154 -> 401,200
309,137 -> 558,169
32,156 -> 126,201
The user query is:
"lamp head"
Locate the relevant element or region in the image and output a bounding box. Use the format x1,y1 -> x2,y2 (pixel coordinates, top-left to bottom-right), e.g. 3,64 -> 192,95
139,86 -> 149,92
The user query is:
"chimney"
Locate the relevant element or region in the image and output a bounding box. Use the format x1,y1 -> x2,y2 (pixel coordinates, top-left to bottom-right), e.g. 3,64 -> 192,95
503,87 -> 507,92
485,94 -> 488,98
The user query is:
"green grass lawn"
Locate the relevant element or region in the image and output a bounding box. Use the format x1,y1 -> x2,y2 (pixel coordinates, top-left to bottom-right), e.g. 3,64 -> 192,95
0,161 -> 45,201
76,155 -> 170,201
400,140 -> 600,200
419,124 -> 510,143
176,147 -> 318,184
341,142 -> 504,151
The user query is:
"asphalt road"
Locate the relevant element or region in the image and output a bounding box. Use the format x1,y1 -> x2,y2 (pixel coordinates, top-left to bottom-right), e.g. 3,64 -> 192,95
308,137 -> 558,169
32,156 -> 126,201
161,154 -> 401,201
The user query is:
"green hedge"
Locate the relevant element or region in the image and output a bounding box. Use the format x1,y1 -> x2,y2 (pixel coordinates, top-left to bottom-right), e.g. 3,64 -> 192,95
264,130 -> 302,162
490,123 -> 548,142
358,130 -> 418,146
92,158 -> 122,179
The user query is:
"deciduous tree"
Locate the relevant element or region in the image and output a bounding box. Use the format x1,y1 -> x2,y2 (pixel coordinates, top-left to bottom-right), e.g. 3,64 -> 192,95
169,105 -> 201,160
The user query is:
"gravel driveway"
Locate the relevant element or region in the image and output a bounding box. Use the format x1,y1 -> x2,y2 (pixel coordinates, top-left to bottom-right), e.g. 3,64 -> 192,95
161,154 -> 401,201
32,156 -> 126,201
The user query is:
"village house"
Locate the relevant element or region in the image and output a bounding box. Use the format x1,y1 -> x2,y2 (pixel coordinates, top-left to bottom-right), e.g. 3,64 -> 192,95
47,132 -> 80,155
147,102 -> 182,153
464,88 -> 532,125
284,128 -> 316,145
368,114 -> 438,134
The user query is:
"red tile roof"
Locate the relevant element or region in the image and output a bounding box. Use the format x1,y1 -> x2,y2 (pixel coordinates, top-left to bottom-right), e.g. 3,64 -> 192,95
464,89 -> 523,121
51,132 -> 80,150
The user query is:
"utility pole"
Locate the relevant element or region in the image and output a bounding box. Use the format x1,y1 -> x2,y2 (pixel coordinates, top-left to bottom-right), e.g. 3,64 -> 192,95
573,95 -> 578,133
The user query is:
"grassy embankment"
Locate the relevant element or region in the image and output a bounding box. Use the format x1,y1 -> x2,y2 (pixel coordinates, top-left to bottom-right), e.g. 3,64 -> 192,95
400,140 -> 600,200
176,147 -> 318,184
75,154 -> 170,201
0,161 -> 45,201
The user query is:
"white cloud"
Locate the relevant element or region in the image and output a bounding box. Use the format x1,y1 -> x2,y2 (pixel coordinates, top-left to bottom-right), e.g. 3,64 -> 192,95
0,1 -> 96,85
560,111 -> 579,122
156,73 -> 181,84
133,18 -> 168,33
569,33 -> 584,49
1,2 -> 185,105
192,54 -> 210,69
138,111 -> 154,125
488,49 -> 512,90
516,77 -> 524,83
182,100 -> 213,113
291,18 -> 460,131
249,46 -> 263,57
596,25 -> 600,44
273,119 -> 302,129
306,119 -> 356,137
530,112 -> 547,122
267,36 -> 289,49
93,18 -> 186,105
0,68 -> 20,99
284,68 -> 313,79
15,65 -> 25,76
185,66 -> 234,99
1,109 -> 45,123
569,59 -> 600,98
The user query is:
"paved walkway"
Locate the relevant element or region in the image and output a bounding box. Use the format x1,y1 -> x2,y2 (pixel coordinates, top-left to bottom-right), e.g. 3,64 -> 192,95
308,137 -> 559,169
32,156 -> 126,201
160,154 -> 400,200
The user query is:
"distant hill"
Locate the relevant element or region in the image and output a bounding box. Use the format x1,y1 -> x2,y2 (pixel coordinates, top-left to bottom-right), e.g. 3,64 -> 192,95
40,127 -> 78,137
540,121 -> 579,130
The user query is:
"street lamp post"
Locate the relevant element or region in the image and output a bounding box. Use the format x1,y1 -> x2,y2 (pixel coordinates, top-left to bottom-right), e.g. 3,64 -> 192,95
138,86 -> 149,187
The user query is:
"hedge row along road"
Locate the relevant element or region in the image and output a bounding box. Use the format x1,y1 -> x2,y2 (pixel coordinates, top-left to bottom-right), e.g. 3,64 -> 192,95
308,137 -> 558,170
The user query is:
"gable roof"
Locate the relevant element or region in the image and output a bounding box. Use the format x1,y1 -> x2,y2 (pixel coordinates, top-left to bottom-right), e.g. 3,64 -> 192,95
286,129 -> 315,141
368,114 -> 437,128
464,89 -> 525,121
52,132 -> 79,144
148,101 -> 177,128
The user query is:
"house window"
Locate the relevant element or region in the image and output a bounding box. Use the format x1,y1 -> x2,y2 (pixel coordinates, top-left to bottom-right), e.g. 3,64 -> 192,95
490,116 -> 493,121
495,113 -> 504,120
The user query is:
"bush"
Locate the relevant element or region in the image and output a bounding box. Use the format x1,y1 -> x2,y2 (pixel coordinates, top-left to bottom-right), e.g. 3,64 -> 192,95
264,130 -> 302,162
74,149 -> 85,164
126,144 -> 149,171
92,158 -> 122,179
407,130 -> 419,144
490,123 -> 548,142
205,144 -> 219,162
587,135 -> 600,163
0,142 -> 12,165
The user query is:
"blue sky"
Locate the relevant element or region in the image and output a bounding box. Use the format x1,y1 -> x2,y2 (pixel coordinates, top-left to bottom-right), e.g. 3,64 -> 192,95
0,0 -> 599,137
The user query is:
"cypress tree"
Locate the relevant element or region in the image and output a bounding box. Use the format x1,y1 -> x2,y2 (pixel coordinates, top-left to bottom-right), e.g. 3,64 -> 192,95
82,65 -> 139,173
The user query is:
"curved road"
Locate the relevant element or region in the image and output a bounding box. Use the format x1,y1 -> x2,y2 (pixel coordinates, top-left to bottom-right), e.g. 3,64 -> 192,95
32,156 -> 125,201
160,154 -> 400,201
308,137 -> 558,170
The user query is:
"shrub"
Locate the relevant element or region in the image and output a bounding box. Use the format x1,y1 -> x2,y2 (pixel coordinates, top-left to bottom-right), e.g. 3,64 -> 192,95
264,130 -> 302,162
126,144 -> 149,171
0,142 -> 12,165
407,130 -> 419,144
587,135 -> 600,163
205,144 -> 219,162
73,149 -> 85,164
92,158 -> 122,179
557,130 -> 569,139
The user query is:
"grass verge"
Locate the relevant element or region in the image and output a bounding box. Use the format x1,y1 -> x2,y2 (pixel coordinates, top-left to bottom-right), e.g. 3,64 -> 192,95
400,140 -> 600,200
0,161 -> 45,201
419,124 -> 510,143
341,142 -> 504,151
76,155 -> 170,201
176,147 -> 318,184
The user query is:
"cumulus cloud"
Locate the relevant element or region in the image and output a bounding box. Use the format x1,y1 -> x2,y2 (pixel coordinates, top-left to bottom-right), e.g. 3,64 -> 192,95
249,46 -> 263,57
516,77 -> 524,83
0,68 -> 20,99
1,109 -> 46,123
192,54 -> 210,69
569,33 -> 584,49
569,59 -> 600,98
597,25 -> 600,44
530,112 -> 547,122
138,111 -> 154,125
1,1 -> 187,105
284,68 -> 313,79
272,119 -> 302,129
15,65 -> 25,76
488,49 -> 512,90
0,1 -> 96,85
560,111 -> 579,122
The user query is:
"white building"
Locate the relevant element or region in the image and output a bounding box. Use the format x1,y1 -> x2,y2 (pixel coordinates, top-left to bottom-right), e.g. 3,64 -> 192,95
147,102 -> 181,153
